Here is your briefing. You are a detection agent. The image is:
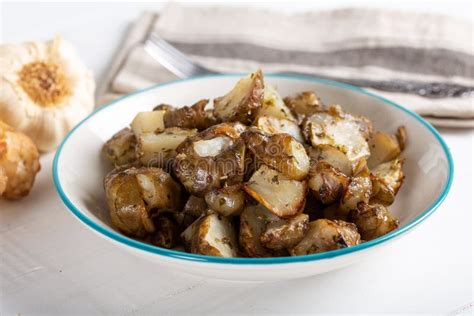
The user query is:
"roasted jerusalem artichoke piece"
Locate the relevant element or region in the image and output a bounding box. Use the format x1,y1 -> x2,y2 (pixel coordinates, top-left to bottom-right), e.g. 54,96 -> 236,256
163,99 -> 216,131
214,138 -> 247,186
308,145 -> 353,177
258,84 -> 296,122
204,184 -> 246,217
191,213 -> 239,257
102,128 -> 138,167
239,204 -> 279,257
0,121 -> 41,199
370,159 -> 404,205
136,127 -> 196,167
289,219 -> 361,256
173,123 -> 246,195
260,213 -> 309,250
244,165 -> 307,218
283,91 -> 324,123
104,167 -> 181,237
395,126 -> 407,151
104,170 -> 151,237
153,103 -> 174,111
255,116 -> 304,143
351,203 -> 399,240
150,214 -> 180,249
181,215 -> 205,250
130,110 -> 166,136
213,70 -> 264,124
340,172 -> 372,215
242,129 -> 310,181
174,195 -> 207,228
367,130 -> 401,168
303,106 -> 372,170
183,195 -> 208,217
308,161 -> 350,205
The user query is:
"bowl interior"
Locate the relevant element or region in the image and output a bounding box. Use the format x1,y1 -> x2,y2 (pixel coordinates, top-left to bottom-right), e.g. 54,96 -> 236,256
54,74 -> 452,263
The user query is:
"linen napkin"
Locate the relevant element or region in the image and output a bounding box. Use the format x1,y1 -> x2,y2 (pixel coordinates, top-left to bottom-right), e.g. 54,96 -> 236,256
97,4 -> 474,128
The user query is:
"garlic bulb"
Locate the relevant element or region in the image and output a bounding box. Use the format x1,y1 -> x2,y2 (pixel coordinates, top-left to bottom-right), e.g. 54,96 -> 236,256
0,36 -> 95,152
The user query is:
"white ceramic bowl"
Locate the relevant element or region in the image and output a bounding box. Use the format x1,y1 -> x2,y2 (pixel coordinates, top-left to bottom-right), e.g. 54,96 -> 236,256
53,74 -> 453,281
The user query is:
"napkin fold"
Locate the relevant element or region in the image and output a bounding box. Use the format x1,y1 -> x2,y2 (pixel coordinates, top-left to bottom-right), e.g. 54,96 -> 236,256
98,4 -> 474,128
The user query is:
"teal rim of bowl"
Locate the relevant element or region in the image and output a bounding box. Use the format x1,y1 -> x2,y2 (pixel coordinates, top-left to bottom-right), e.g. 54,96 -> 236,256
53,73 -> 454,265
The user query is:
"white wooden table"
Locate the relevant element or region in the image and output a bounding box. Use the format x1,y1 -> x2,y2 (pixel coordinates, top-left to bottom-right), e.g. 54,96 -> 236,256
1,2 -> 473,314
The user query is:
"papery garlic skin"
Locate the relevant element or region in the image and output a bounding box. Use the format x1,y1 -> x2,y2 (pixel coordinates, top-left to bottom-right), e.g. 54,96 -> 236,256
0,37 -> 95,152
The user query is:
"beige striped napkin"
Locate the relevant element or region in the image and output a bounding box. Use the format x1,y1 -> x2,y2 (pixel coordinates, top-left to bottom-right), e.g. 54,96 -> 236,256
97,4 -> 474,128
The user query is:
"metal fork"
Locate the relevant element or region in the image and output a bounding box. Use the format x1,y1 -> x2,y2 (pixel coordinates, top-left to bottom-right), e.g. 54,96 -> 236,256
144,32 -> 473,98
144,33 -> 218,78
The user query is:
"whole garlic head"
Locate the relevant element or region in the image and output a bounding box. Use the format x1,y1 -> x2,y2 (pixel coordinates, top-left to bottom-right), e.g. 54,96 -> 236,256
0,36 -> 95,152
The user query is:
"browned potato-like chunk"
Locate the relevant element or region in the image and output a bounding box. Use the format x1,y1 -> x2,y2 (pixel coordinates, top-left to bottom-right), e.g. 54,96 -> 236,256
173,123 -> 246,195
174,195 -> 207,228
243,129 -> 310,181
308,145 -> 352,176
308,161 -> 350,205
260,213 -> 309,250
244,165 -> 307,218
104,167 -> 181,237
213,70 -> 264,124
191,213 -> 238,257
174,152 -> 216,195
195,122 -> 246,140
137,127 -> 196,167
303,106 -> 371,170
367,131 -> 401,168
183,195 -> 208,217
104,170 -> 152,237
371,159 -> 404,205
130,110 -> 166,136
289,219 -> 361,256
163,99 -> 216,131
255,116 -> 304,143
192,135 -> 233,158
135,168 -> 182,210
340,172 -> 372,215
102,128 -> 138,167
153,103 -> 173,111
239,205 -> 279,257
258,85 -> 296,121
151,214 -> 180,249
181,215 -> 204,249
396,126 -> 407,151
204,184 -> 246,217
351,203 -> 399,240
0,121 -> 41,199
352,157 -> 370,176
283,91 -> 324,123
215,140 -> 247,187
